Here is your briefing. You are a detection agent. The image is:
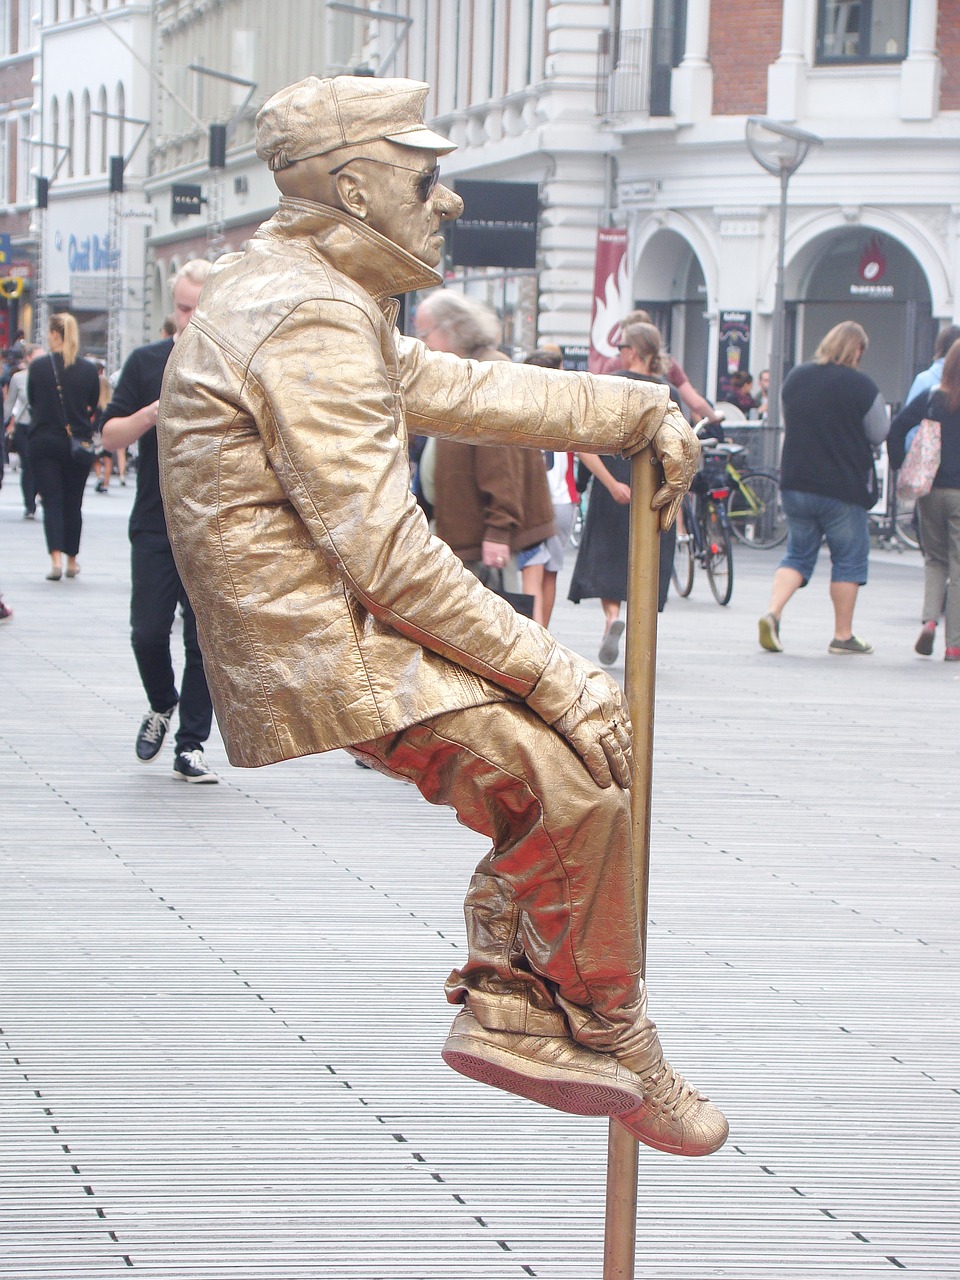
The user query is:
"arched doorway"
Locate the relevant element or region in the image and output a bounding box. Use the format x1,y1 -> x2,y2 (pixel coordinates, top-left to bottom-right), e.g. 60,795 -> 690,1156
633,229 -> 710,394
786,228 -> 935,408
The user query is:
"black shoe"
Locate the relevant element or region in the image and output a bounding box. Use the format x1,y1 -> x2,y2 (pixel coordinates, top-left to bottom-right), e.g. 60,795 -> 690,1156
136,704 -> 176,762
172,748 -> 218,783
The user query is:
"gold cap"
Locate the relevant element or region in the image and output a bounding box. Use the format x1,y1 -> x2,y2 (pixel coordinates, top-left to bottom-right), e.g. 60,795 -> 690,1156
255,75 -> 456,172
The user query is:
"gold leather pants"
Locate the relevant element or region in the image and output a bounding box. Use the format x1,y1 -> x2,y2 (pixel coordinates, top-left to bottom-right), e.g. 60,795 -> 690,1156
353,700 -> 653,1058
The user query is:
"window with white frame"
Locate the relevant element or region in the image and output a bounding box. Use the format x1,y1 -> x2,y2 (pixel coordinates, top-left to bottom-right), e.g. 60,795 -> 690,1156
816,0 -> 909,63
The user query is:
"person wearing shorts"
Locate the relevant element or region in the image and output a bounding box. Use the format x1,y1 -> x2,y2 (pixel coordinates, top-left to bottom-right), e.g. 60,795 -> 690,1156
758,321 -> 889,656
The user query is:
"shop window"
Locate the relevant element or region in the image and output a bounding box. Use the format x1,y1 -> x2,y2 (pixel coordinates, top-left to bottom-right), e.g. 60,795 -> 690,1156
816,0 -> 909,63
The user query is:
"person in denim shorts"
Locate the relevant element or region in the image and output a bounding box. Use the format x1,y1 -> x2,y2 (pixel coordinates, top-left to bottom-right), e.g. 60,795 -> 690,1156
758,321 -> 889,656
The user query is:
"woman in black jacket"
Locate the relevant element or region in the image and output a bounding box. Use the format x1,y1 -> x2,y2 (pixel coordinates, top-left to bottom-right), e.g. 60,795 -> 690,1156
888,338 -> 960,660
27,313 -> 101,581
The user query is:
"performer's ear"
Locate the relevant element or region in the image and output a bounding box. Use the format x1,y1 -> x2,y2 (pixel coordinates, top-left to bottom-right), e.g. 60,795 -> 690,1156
333,168 -> 368,221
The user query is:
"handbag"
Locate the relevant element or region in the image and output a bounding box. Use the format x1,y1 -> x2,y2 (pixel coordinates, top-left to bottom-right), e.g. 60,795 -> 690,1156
492,568 -> 535,619
49,353 -> 95,463
897,416 -> 941,501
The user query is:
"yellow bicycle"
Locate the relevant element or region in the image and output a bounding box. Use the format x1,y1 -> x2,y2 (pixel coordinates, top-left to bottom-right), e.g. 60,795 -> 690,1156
697,434 -> 787,549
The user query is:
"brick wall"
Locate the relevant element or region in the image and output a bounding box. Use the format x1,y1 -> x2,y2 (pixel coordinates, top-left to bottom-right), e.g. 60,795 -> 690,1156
938,0 -> 960,110
709,0 -> 783,115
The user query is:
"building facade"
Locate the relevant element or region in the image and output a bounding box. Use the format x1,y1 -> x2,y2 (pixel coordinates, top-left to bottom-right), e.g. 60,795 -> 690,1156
0,0 -> 38,348
11,0 -> 960,401
33,0 -> 154,365
142,0 -> 364,331
370,0 -> 960,407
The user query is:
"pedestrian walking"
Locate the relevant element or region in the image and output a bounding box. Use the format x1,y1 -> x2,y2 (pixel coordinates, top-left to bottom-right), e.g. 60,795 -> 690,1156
3,343 -> 41,519
888,338 -> 960,661
26,314 -> 101,582
100,259 -> 218,783
568,321 -> 680,665
758,320 -> 889,656
522,347 -> 580,629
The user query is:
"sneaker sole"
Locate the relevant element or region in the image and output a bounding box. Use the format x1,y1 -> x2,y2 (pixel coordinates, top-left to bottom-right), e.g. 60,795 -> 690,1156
172,771 -> 219,783
441,1039 -> 641,1117
828,646 -> 872,656
758,616 -> 782,652
615,1110 -> 729,1158
598,619 -> 625,666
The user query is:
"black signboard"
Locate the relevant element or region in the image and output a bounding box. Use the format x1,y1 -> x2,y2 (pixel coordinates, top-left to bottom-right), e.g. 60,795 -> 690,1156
447,180 -> 539,269
171,184 -> 204,217
716,310 -> 752,404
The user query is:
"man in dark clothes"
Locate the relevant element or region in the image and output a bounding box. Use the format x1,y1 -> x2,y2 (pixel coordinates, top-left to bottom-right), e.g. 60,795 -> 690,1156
101,259 -> 218,783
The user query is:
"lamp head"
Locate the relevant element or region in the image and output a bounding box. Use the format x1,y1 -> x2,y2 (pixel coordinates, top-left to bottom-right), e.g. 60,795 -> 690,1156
745,117 -> 822,178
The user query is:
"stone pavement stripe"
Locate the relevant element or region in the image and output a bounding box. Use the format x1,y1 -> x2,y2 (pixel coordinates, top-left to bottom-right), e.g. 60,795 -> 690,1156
1,473 -> 958,1279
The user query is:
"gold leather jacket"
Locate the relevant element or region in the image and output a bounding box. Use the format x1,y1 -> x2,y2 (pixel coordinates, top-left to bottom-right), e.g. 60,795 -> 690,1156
158,198 -> 679,767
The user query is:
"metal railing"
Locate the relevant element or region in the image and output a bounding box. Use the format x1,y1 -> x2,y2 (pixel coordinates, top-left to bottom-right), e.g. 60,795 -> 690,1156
597,27 -> 675,117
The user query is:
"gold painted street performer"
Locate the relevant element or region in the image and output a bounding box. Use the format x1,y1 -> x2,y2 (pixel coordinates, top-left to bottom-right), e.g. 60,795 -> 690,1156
158,76 -> 728,1158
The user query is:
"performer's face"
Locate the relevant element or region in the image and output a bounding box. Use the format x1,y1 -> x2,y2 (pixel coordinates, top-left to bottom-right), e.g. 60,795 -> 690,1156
353,145 -> 462,267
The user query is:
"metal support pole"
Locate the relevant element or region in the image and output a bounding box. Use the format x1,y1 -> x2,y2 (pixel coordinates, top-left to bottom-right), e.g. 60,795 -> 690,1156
766,168 -> 789,436
106,187 -> 122,373
602,447 -> 662,1279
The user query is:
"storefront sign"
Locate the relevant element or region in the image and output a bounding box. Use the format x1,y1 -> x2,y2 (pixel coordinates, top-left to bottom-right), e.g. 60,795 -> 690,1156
70,274 -> 111,310
172,184 -> 204,217
68,234 -> 116,273
588,227 -> 629,374
850,235 -> 895,297
560,344 -> 589,372
716,310 -> 752,403
446,180 -> 539,269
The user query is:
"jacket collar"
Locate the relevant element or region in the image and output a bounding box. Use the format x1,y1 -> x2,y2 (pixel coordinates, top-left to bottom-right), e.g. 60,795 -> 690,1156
258,197 -> 442,301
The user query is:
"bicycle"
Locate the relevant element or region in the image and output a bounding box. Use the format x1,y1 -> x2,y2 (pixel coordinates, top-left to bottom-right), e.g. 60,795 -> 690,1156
693,430 -> 786,549
671,462 -> 735,606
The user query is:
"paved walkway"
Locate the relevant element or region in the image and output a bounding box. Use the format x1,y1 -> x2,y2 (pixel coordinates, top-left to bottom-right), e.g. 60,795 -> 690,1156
1,470 -> 958,1279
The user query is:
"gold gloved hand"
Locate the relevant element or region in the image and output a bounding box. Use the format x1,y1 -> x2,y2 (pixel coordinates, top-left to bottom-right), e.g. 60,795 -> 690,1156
527,647 -> 633,790
649,406 -> 700,530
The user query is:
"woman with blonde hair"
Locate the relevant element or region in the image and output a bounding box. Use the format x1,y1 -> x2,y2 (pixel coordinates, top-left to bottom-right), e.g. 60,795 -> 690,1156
758,320 -> 889,656
27,313 -> 101,580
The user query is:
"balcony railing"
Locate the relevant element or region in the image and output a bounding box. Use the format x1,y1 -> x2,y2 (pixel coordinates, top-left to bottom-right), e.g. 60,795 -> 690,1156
597,27 -> 676,118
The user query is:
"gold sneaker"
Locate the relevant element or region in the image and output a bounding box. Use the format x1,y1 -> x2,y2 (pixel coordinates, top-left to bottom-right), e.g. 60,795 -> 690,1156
616,1059 -> 729,1157
441,1007 -> 646,1117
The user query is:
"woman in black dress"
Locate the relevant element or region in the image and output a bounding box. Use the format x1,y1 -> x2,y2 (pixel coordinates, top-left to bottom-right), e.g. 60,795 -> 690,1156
568,321 -> 681,664
27,313 -> 101,581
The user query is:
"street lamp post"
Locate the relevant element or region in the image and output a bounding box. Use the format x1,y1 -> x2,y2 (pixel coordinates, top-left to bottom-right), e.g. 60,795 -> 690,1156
745,117 -> 822,446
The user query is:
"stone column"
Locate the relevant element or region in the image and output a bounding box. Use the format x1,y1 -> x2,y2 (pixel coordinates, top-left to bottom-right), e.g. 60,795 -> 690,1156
767,0 -> 807,122
671,0 -> 713,123
899,0 -> 941,121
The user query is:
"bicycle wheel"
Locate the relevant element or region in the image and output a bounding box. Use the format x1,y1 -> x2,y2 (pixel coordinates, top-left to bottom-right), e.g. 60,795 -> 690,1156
671,496 -> 695,597
704,504 -> 734,605
894,504 -> 921,550
569,499 -> 584,549
727,470 -> 787,549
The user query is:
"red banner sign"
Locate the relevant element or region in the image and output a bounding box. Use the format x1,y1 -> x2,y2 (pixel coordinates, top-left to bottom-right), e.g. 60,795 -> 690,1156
588,227 -> 629,374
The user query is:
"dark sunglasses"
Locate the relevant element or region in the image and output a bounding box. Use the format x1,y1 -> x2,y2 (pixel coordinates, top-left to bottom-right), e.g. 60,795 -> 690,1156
328,156 -> 441,203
